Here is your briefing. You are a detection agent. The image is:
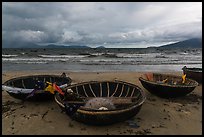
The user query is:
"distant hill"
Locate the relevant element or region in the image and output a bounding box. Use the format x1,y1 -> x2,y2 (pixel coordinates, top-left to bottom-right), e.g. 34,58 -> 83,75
41,44 -> 91,48
2,41 -> 91,48
158,38 -> 202,49
96,46 -> 106,48
2,40 -> 39,48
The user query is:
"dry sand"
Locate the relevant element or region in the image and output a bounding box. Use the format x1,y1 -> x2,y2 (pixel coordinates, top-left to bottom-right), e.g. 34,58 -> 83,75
2,71 -> 202,135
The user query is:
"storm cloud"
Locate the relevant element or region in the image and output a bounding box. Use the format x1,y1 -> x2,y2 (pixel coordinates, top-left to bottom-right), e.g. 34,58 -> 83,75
2,2 -> 202,48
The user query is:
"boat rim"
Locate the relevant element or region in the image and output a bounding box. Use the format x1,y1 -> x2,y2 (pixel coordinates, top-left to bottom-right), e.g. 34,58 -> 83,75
3,74 -> 72,85
182,67 -> 202,73
139,74 -> 198,88
55,80 -> 146,113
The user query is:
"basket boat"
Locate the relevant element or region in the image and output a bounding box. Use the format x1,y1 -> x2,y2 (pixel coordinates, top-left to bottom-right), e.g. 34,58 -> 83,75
54,80 -> 146,125
182,66 -> 202,83
139,73 -> 198,98
2,74 -> 72,101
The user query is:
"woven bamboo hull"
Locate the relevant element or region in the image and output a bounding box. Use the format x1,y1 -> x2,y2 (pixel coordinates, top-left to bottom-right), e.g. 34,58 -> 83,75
182,67 -> 202,83
139,73 -> 198,98
72,105 -> 142,125
139,79 -> 196,98
6,91 -> 54,101
54,80 -> 146,125
56,102 -> 142,125
3,75 -> 72,101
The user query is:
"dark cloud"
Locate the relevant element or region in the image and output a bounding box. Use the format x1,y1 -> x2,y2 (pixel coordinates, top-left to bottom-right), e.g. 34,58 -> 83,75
2,2 -> 202,48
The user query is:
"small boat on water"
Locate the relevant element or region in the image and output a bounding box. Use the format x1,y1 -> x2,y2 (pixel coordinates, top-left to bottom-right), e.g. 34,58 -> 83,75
2,74 -> 72,101
182,66 -> 202,83
139,73 -> 198,98
54,80 -> 146,125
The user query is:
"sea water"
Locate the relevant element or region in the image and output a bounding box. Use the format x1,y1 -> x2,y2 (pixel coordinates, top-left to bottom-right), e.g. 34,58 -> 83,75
2,48 -> 202,72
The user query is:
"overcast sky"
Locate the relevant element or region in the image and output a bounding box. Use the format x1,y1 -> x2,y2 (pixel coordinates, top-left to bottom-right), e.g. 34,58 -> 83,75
2,2 -> 202,48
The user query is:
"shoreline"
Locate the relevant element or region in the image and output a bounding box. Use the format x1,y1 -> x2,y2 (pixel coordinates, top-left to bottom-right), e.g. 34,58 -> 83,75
2,63 -> 202,73
2,71 -> 202,135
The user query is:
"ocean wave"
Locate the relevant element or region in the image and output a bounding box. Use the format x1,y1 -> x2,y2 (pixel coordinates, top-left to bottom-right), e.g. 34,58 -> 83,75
21,52 -> 28,55
116,53 -> 162,58
83,62 -> 122,65
38,54 -> 88,58
90,53 -> 104,56
155,55 -> 168,58
2,57 -> 71,62
2,54 -> 18,57
116,53 -> 144,58
79,59 -> 125,63
179,52 -> 189,55
14,61 -> 48,64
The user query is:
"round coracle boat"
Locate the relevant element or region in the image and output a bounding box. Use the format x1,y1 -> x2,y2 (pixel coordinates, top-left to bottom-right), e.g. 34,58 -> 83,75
139,73 -> 198,98
54,80 -> 146,125
182,66 -> 202,83
2,74 -> 72,101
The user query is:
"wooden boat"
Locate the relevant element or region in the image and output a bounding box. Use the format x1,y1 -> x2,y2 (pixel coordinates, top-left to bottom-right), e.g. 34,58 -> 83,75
2,74 -> 72,101
139,73 -> 198,98
54,80 -> 146,125
182,66 -> 202,83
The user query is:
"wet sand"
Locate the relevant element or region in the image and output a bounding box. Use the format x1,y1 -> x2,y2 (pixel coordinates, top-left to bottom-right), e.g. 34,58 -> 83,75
2,71 -> 202,135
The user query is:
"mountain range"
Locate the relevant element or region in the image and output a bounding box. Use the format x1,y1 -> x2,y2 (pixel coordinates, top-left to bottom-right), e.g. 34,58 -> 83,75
2,38 -> 202,48
157,38 -> 202,49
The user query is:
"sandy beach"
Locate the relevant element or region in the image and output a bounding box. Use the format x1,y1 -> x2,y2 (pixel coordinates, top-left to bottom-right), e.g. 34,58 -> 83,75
2,71 -> 202,135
